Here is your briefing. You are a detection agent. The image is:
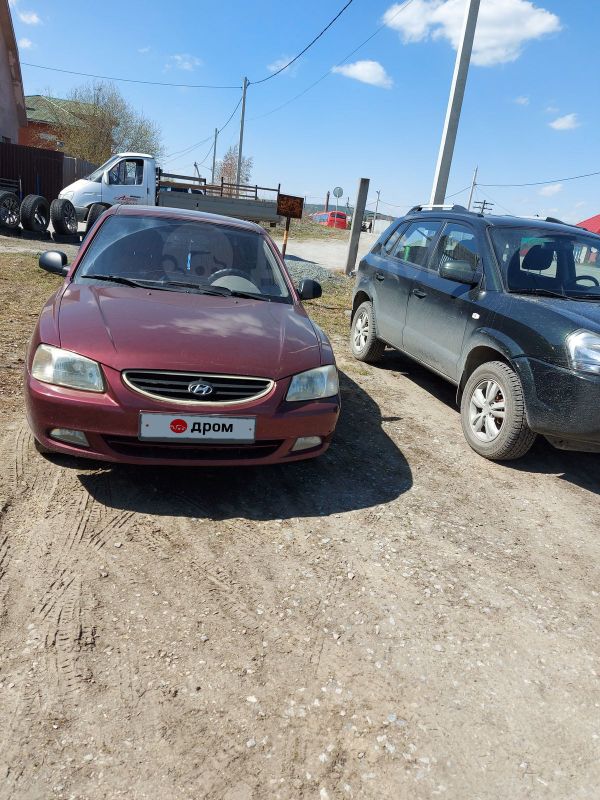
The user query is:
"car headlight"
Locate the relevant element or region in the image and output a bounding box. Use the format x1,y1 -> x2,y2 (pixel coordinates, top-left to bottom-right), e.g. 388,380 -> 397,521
286,365 -> 339,402
32,344 -> 104,392
567,330 -> 600,375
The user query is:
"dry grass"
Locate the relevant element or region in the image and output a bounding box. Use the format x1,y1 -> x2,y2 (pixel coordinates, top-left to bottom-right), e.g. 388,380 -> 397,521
267,215 -> 349,242
303,278 -> 354,339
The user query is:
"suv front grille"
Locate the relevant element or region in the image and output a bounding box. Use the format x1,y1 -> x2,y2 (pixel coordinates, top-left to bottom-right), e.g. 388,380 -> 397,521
122,370 -> 274,405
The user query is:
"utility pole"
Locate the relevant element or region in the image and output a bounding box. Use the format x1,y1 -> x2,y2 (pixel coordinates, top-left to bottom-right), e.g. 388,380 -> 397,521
235,77 -> 249,195
325,190 -> 330,212
211,127 -> 218,185
467,165 -> 478,210
429,0 -> 481,205
473,199 -> 493,214
373,190 -> 381,232
345,177 -> 369,275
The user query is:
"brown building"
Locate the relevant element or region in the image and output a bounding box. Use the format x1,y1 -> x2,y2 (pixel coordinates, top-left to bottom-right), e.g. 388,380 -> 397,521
0,0 -> 27,142
19,95 -> 83,150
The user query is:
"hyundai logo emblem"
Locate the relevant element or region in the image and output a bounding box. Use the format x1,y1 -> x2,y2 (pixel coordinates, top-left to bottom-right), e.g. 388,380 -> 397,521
188,381 -> 214,396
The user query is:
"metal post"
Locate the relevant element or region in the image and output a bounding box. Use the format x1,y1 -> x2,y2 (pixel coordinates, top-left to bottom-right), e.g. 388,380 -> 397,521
325,190 -> 330,212
211,127 -> 218,185
429,0 -> 481,205
281,216 -> 291,258
467,166 -> 478,210
235,77 -> 249,195
373,190 -> 380,232
345,177 -> 370,276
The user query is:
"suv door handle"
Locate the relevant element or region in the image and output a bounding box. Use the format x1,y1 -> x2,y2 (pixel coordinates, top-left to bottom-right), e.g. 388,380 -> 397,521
375,272 -> 385,282
412,287 -> 427,298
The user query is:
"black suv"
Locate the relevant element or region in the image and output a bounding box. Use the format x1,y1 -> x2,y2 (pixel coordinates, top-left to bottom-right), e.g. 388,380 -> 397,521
351,205 -> 600,461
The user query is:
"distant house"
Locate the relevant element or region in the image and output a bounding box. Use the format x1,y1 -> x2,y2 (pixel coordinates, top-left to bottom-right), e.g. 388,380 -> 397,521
577,214 -> 600,235
19,95 -> 84,150
0,0 -> 27,142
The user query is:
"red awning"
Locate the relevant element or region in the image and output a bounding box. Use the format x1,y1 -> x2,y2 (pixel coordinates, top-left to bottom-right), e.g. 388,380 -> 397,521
577,214 -> 600,234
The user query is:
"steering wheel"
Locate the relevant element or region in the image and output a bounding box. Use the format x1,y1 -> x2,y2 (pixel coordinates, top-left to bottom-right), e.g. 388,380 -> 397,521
566,274 -> 600,288
208,268 -> 258,287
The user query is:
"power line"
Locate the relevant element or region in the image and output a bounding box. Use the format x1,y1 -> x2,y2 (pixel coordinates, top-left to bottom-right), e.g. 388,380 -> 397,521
249,0 -> 354,85
250,0 -> 417,121
445,184 -> 471,199
20,60 -> 241,90
164,96 -> 242,162
479,169 -> 600,188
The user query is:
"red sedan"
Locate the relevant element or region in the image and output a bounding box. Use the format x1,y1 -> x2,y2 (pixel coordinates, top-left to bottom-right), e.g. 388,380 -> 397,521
25,205 -> 340,465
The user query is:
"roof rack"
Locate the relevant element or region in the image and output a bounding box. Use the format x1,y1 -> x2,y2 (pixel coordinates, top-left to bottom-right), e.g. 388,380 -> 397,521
407,204 -> 469,214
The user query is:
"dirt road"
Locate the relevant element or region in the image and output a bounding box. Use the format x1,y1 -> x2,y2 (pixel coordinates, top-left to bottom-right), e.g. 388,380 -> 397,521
1,251 -> 600,799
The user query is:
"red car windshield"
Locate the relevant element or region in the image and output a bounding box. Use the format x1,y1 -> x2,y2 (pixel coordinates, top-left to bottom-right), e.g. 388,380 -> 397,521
75,215 -> 292,302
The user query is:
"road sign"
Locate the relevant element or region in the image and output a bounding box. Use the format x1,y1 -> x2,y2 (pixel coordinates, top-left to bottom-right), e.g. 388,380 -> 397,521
277,194 -> 304,219
333,186 -> 343,198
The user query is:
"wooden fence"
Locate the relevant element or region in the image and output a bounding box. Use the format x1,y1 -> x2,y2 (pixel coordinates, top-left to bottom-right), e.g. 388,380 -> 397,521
0,142 -> 97,201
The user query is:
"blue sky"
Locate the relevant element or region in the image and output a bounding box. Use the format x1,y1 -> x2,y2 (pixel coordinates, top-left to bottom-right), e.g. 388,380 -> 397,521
11,0 -> 600,222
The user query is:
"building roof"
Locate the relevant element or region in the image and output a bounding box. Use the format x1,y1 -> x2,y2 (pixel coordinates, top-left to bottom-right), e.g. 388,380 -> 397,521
577,214 -> 600,235
0,0 -> 27,127
24,94 -> 86,126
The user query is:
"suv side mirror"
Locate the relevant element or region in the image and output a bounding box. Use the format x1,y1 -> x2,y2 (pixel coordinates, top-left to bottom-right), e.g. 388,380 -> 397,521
298,278 -> 322,300
39,250 -> 68,276
439,258 -> 481,286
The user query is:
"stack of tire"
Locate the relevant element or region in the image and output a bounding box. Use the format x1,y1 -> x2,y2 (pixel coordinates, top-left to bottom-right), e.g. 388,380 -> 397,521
0,191 -> 79,237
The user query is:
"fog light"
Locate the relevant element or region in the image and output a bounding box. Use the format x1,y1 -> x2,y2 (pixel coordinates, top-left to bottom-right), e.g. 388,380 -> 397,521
291,436 -> 322,452
49,428 -> 89,447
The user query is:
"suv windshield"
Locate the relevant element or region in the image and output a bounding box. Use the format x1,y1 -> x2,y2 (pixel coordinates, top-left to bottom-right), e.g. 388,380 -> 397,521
491,226 -> 600,299
74,215 -> 291,302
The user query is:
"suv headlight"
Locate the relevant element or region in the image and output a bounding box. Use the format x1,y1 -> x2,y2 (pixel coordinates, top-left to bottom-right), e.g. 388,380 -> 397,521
286,365 -> 339,402
567,330 -> 600,375
32,344 -> 104,392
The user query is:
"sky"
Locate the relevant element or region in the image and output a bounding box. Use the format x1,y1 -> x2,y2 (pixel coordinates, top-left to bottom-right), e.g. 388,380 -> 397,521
9,0 -> 600,223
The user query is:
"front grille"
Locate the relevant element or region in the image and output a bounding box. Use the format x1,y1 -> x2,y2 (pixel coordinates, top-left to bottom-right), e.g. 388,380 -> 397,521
104,436 -> 283,461
122,370 -> 274,405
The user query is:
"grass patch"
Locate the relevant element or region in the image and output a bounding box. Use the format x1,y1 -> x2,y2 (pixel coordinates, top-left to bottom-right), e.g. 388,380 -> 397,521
303,277 -> 354,339
267,215 -> 349,243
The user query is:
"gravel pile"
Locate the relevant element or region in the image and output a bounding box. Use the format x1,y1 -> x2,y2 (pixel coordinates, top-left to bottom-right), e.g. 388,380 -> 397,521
284,258 -> 346,287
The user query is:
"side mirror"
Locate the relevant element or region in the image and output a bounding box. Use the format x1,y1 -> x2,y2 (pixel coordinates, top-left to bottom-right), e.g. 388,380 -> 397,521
439,258 -> 481,286
298,278 -> 322,300
39,250 -> 68,276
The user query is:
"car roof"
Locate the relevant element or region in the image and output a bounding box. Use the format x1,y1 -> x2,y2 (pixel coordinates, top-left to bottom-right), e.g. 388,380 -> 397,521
405,207 -> 600,239
109,203 -> 265,234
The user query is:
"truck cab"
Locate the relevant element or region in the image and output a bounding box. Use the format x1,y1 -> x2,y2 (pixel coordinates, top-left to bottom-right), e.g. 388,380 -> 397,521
59,153 -> 157,221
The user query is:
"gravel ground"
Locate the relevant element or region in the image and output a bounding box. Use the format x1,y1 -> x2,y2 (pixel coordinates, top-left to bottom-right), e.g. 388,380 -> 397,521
285,258 -> 346,287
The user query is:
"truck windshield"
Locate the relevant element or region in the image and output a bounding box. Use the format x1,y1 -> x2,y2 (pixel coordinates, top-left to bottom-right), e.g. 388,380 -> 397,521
86,156 -> 120,183
491,226 -> 600,299
74,215 -> 292,302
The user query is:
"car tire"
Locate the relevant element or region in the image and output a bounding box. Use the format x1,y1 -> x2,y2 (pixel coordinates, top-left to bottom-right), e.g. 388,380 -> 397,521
461,360 -> 536,461
50,198 -> 78,235
20,194 -> 50,233
0,190 -> 21,230
350,301 -> 386,363
86,203 -> 106,233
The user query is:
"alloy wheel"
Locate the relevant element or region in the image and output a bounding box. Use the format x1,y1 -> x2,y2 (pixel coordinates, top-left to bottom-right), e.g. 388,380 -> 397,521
468,379 -> 506,442
353,310 -> 369,351
0,196 -> 19,228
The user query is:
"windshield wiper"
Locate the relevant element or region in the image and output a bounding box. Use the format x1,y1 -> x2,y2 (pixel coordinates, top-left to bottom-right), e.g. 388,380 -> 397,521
81,273 -> 161,289
159,280 -> 271,301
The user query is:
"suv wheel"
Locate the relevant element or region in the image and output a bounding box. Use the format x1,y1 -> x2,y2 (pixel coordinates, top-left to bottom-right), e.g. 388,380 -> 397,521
350,301 -> 386,363
461,360 -> 536,461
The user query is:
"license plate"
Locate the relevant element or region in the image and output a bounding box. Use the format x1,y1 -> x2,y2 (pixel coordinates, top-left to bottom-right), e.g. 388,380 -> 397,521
139,413 -> 256,442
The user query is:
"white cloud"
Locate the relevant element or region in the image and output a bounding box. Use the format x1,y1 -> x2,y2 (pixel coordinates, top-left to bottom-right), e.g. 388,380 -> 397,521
138,46 -> 151,54
332,60 -> 393,88
166,54 -> 202,72
267,55 -> 298,76
545,105 -> 559,113
539,183 -> 562,196
382,0 -> 561,66
514,95 -> 529,105
17,37 -> 33,49
18,10 -> 41,24
549,113 -> 580,130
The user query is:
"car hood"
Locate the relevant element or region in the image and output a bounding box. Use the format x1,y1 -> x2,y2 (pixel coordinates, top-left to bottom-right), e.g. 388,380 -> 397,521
515,294 -> 600,334
57,284 -> 322,378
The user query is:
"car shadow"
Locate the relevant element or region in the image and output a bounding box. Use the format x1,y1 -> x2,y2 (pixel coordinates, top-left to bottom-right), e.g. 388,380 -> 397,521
376,349 -> 600,495
76,370 -> 412,521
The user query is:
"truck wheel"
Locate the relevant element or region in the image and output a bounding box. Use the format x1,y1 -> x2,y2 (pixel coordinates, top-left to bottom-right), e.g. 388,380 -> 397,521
0,190 -> 21,230
20,194 -> 50,233
86,203 -> 106,233
50,198 -> 78,235
350,301 -> 386,363
460,360 -> 536,461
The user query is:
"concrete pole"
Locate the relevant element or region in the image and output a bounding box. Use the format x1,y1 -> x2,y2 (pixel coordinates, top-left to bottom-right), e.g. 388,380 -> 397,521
235,77 -> 248,194
373,190 -> 381,231
345,177 -> 369,275
429,0 -> 480,206
467,165 -> 478,210
211,127 -> 218,185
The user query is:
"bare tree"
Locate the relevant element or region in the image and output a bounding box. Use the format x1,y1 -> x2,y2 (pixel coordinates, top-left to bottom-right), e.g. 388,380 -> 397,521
44,81 -> 163,164
215,145 -> 253,191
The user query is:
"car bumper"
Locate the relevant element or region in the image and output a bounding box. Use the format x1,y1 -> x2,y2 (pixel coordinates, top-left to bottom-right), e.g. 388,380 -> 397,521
25,371 -> 340,466
515,356 -> 600,450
